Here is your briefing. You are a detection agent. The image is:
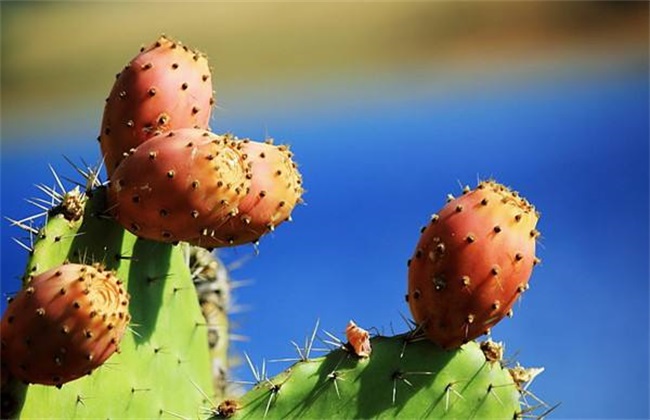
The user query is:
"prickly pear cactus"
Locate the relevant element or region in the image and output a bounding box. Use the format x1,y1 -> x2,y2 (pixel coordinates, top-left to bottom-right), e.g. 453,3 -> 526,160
3,185 -> 215,418
190,246 -> 231,397
219,333 -> 525,419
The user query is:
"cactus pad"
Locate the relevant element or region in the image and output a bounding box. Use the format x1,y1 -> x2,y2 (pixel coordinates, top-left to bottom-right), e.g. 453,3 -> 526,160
220,333 -> 524,419
4,187 -> 215,418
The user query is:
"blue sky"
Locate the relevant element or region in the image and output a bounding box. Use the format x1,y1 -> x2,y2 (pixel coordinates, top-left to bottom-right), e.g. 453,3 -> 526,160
2,56 -> 648,418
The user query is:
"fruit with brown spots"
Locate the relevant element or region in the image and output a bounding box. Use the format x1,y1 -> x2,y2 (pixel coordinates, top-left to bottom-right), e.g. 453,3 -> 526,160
0,263 -> 130,386
189,139 -> 303,248
100,35 -> 214,177
407,180 -> 540,349
109,129 -> 250,243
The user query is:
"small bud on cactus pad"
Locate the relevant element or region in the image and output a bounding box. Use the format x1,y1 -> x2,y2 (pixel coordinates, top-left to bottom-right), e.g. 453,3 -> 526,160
189,139 -> 303,248
109,129 -> 250,243
345,320 -> 372,358
0,263 -> 130,387
407,180 -> 540,349
100,35 -> 214,177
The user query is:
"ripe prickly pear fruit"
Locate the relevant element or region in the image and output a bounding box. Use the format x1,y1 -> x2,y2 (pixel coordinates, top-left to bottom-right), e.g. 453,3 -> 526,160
189,139 -> 303,248
100,35 -> 214,177
109,128 -> 250,244
407,180 -> 540,349
0,263 -> 130,387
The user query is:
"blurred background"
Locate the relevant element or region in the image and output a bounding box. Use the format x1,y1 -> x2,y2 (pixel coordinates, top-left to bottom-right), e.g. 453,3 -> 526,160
1,2 -> 648,418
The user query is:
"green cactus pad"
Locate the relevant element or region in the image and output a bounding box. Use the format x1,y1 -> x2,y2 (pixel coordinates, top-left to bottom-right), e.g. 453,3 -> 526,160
222,334 -> 522,419
6,187 -> 215,419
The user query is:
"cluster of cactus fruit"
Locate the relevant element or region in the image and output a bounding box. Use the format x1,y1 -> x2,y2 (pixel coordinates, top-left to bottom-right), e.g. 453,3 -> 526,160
1,35 -> 551,419
102,35 -> 303,246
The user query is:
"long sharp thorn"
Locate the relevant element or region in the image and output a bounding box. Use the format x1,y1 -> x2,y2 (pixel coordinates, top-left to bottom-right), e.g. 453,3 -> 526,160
94,158 -> 106,187
12,237 -> 33,253
489,387 -> 504,407
306,318 -> 320,360
226,254 -> 253,271
322,330 -> 343,345
398,311 -> 417,331
230,380 -> 257,386
36,183 -> 63,201
322,339 -> 342,349
230,333 -> 249,342
268,357 -> 301,363
243,352 -> 260,383
11,211 -> 48,225
333,377 -> 341,399
48,164 -> 66,194
61,176 -> 87,190
227,304 -> 252,315
538,402 -> 562,419
263,390 -> 274,419
188,377 -> 216,409
63,155 -> 90,180
290,340 -> 305,360
229,279 -> 255,289
24,198 -> 51,211
5,217 -> 39,234
61,232 -> 86,241
159,409 -> 190,420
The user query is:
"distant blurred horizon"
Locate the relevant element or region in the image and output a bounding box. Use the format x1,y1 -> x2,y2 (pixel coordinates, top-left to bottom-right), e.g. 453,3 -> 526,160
1,2 -> 647,125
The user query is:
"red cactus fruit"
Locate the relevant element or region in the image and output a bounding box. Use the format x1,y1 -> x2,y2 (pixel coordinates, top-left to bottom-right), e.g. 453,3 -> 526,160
0,263 -> 130,387
100,35 -> 214,177
189,139 -> 303,248
407,180 -> 540,349
109,129 -> 250,244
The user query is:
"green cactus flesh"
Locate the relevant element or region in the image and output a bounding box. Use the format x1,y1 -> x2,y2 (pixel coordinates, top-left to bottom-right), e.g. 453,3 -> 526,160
7,187 -> 215,418
222,334 -> 521,419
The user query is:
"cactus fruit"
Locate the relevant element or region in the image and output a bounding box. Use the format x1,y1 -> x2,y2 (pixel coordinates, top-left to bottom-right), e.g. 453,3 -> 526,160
0,263 -> 129,387
407,180 -> 540,349
109,129 -> 250,244
217,332 -> 528,419
190,139 -> 304,248
100,35 -> 214,177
